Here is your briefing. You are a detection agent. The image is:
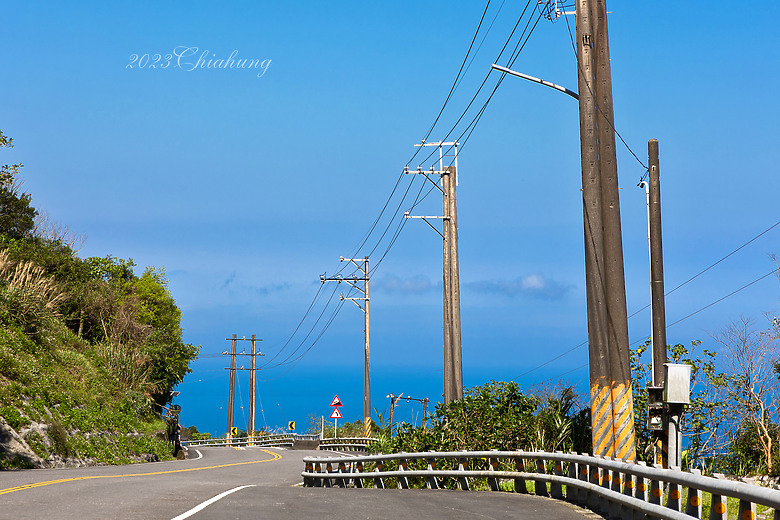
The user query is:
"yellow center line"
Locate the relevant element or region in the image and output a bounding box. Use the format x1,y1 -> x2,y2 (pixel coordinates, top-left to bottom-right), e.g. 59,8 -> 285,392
0,449 -> 282,496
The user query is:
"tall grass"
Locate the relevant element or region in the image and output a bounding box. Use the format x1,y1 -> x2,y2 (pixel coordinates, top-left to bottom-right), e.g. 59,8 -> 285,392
0,251 -> 66,334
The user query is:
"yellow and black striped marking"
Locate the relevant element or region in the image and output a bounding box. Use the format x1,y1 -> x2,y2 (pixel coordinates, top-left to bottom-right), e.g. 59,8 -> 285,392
590,378 -> 614,457
610,381 -> 636,462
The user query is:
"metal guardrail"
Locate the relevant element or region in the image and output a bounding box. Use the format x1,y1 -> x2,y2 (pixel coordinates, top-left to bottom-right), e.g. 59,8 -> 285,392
318,437 -> 377,452
184,433 -> 320,448
301,450 -> 780,520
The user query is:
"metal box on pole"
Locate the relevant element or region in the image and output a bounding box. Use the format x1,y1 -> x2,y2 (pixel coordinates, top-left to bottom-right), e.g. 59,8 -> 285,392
663,364 -> 691,404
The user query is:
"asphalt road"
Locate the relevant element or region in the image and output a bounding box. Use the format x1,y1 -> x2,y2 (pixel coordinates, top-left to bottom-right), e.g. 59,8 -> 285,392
0,447 -> 593,519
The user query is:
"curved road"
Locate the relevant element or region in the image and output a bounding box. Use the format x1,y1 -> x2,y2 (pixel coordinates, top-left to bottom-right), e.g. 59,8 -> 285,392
0,447 -> 593,519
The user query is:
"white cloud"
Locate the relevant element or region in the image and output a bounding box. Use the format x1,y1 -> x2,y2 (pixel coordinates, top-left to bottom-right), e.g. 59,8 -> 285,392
465,274 -> 574,300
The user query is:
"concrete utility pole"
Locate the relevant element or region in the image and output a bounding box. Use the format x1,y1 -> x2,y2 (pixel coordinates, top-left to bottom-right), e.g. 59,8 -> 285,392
249,334 -> 257,440
223,335 -> 264,442
226,334 -> 237,440
321,257 -> 371,437
592,0 -> 635,464
405,141 -> 463,403
647,140 -> 667,387
574,0 -> 636,461
642,139 -> 670,466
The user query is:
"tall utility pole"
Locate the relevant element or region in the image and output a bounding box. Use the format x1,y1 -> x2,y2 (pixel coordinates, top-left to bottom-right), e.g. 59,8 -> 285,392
321,257 -> 371,437
405,141 -> 463,403
643,139 -> 670,466
223,335 -> 264,441
249,335 -> 257,439
447,164 -> 463,401
593,0 -> 635,464
226,334 -> 237,440
647,140 -> 667,387
575,0 -> 636,461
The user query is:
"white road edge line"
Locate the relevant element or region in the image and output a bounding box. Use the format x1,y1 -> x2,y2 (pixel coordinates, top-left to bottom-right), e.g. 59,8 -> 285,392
170,485 -> 256,520
180,447 -> 203,461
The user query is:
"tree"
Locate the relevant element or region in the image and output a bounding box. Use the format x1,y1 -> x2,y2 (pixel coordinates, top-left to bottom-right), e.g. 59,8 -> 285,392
631,341 -> 736,470
0,130 -> 36,240
130,266 -> 198,407
714,317 -> 780,473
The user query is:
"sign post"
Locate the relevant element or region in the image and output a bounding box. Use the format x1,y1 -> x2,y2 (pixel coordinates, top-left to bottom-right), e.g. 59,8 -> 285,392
329,395 -> 343,438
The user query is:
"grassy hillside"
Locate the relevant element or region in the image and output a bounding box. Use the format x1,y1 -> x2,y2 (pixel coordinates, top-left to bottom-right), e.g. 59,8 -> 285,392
0,130 -> 197,469
0,316 -> 175,468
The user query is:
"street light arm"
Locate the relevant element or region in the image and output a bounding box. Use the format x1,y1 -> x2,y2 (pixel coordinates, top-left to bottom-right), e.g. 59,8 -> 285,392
491,64 -> 579,100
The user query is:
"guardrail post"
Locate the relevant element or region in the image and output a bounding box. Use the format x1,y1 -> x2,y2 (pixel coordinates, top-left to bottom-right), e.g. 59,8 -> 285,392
738,499 -> 756,520
325,462 -> 334,488
708,474 -> 727,520
601,457 -> 615,518
374,459 -> 385,489
551,453 -> 564,500
426,457 -> 439,490
514,457 -> 528,494
566,454 -> 578,503
314,461 -> 324,487
645,463 -> 663,520
634,461 -> 648,520
622,468 -> 638,520
457,456 -> 470,491
588,456 -> 603,513
579,453 -> 595,509
488,455 -> 500,491
336,462 -> 347,488
355,461 -> 364,489
684,468 -> 702,519
666,466 -> 681,513
304,461 -> 313,487
610,460 -> 626,520
535,456 -> 549,497
398,458 -> 409,489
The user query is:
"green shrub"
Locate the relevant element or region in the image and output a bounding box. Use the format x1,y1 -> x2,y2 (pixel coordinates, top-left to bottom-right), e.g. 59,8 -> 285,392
1,405 -> 28,430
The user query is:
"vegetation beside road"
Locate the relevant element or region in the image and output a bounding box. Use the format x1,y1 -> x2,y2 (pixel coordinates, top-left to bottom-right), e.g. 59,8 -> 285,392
371,310 -> 780,480
0,130 -> 197,469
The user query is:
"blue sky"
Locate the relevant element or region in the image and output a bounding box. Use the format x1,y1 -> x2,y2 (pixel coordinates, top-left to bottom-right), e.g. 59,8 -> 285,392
1,1 -> 778,435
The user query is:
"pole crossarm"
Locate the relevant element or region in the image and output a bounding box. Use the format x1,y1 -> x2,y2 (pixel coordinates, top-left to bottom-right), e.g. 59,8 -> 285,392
404,165 -> 445,194
413,140 -> 459,181
341,294 -> 367,312
403,211 -> 447,239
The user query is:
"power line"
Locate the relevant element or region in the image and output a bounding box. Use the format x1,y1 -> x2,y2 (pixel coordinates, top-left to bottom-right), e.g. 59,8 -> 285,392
536,266 -> 780,386
261,282 -> 343,369
629,219 -> 780,317
515,220 -> 780,380
665,267 -> 780,330
260,3 -> 544,372
420,0 -> 493,143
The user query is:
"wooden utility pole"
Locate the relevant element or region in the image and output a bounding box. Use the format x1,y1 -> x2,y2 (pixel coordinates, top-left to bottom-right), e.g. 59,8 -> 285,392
321,258 -> 371,437
447,165 -> 464,400
223,335 -> 263,442
575,0 -> 636,461
442,167 -> 453,403
362,257 -> 371,438
406,142 -> 463,403
226,334 -> 237,440
249,334 -> 257,440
